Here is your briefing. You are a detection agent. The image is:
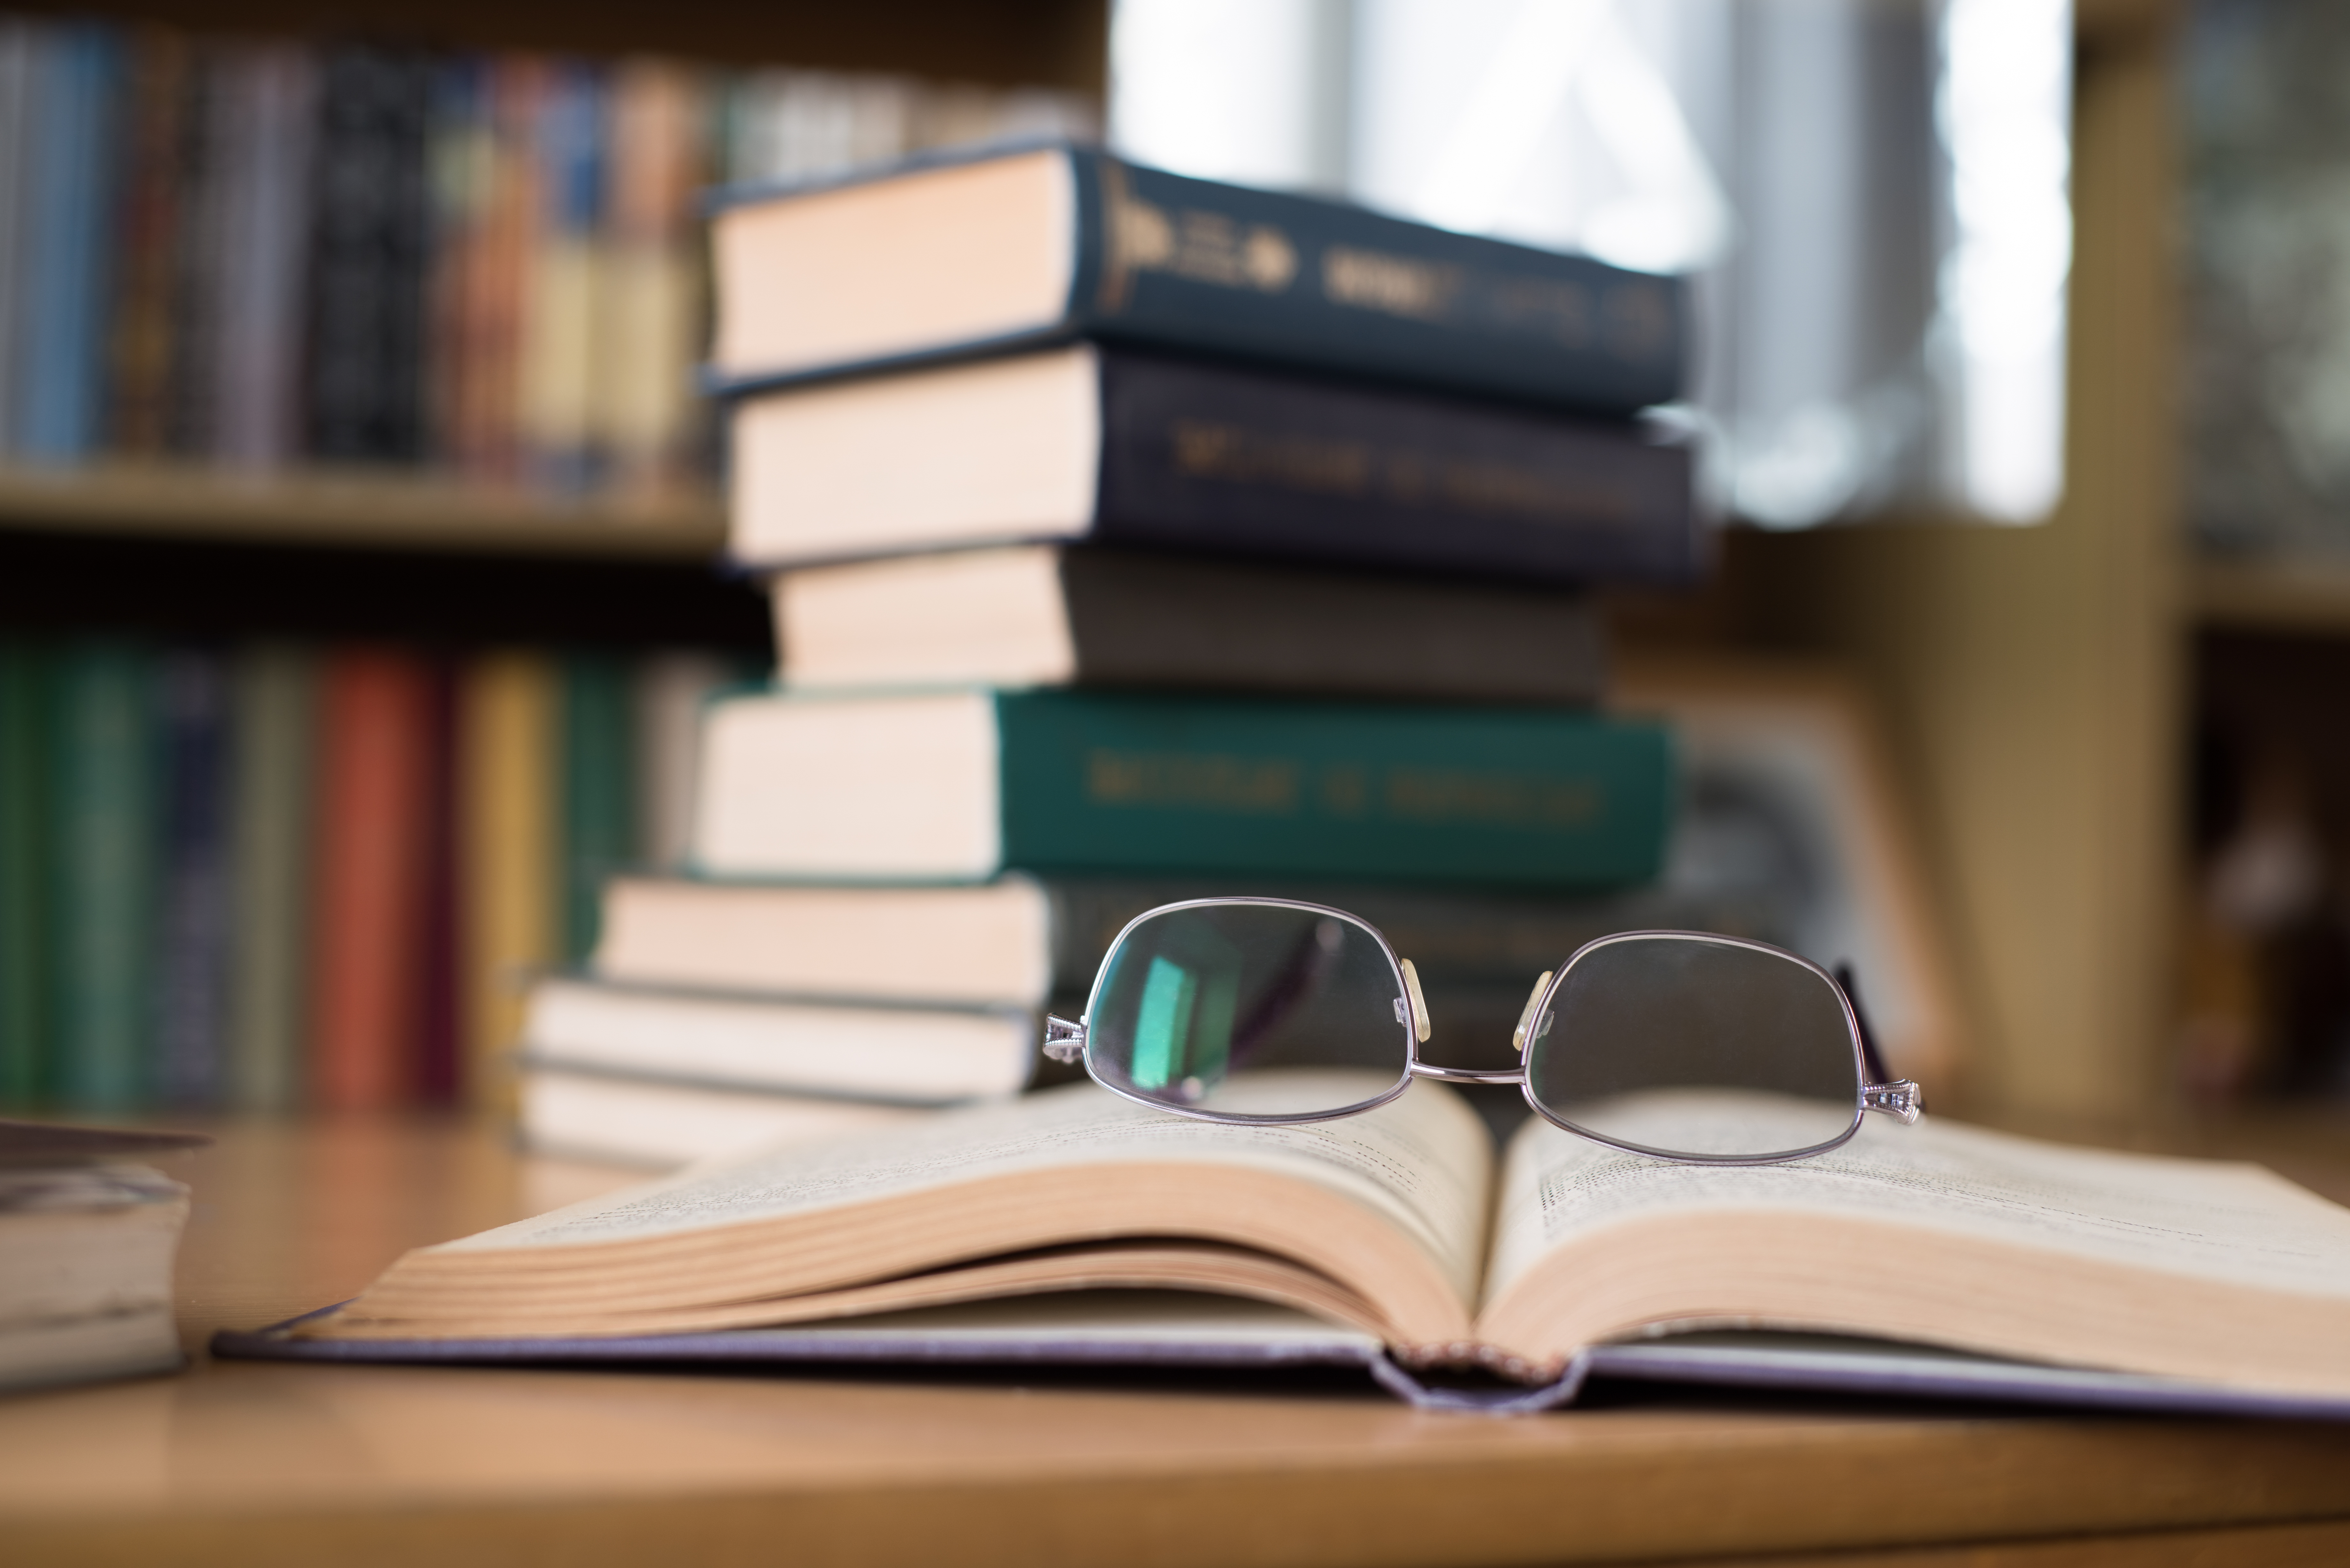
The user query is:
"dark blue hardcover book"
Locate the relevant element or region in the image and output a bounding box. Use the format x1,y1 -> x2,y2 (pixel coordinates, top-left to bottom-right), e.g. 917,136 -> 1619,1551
154,649 -> 233,1109
14,21 -> 122,460
731,344 -> 1699,585
709,142 -> 1685,417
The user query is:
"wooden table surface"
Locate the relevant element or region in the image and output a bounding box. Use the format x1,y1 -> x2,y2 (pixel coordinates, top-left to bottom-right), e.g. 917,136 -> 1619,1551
10,1112 -> 2350,1568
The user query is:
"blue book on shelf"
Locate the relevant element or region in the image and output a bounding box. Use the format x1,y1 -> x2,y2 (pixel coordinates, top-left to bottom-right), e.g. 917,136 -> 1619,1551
154,650 -> 233,1109
14,22 -> 120,461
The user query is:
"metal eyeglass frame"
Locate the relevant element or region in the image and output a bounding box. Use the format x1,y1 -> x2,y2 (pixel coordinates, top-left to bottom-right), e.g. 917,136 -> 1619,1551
1040,896 -> 1924,1166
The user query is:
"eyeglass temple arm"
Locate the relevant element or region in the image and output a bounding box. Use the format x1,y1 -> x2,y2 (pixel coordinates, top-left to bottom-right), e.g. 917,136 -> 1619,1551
1836,962 -> 1924,1124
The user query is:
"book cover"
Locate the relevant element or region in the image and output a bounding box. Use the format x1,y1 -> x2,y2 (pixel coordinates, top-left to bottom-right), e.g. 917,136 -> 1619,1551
0,642 -> 44,1107
770,543 -> 1612,704
559,651 -> 635,961
710,143 -> 1686,416
224,642 -> 313,1112
458,650 -> 557,1114
415,656 -> 463,1106
102,25 -> 191,458
209,44 -> 315,470
0,26 -> 33,455
46,641 -> 157,1112
695,688 -> 1674,889
519,62 -> 604,495
13,21 -> 121,461
731,345 -> 1698,584
597,58 -> 707,503
307,647 -> 433,1111
152,648 -> 233,1108
304,44 -> 431,464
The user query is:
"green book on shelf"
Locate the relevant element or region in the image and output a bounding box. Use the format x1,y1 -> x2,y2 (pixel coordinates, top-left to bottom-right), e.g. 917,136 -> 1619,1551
693,688 -> 1673,889
0,643 -> 47,1108
47,641 -> 158,1112
224,643 -> 316,1113
560,653 -> 637,962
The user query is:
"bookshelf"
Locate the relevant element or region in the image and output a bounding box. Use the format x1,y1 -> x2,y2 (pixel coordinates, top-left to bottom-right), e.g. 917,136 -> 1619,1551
0,0 -> 2210,1134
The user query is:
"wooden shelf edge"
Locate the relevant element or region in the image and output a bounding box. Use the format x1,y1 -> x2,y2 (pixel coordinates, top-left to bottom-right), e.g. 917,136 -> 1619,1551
2189,557 -> 2350,636
0,464 -> 730,561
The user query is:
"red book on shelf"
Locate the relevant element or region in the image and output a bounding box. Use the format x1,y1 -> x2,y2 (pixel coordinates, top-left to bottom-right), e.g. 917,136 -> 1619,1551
307,648 -> 434,1112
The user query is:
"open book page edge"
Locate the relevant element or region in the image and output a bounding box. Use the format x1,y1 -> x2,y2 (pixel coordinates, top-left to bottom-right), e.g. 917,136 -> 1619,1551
1484,1108 -> 2350,1311
309,1241 -> 1399,1342
1472,1111 -> 2350,1396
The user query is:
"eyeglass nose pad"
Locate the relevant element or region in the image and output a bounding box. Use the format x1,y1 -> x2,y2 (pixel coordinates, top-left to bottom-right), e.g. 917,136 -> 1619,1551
1511,970 -> 1555,1054
1398,959 -> 1431,1044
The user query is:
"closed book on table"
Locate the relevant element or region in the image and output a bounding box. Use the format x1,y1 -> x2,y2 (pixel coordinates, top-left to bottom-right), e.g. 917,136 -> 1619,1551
773,544 -> 1607,704
709,143 -> 1684,416
693,688 -> 1672,889
521,976 -> 1036,1104
732,345 -> 1695,585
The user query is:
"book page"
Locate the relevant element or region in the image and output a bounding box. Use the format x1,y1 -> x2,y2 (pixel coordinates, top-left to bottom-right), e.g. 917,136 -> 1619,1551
1483,1095 -> 2350,1313
447,1074 -> 1494,1307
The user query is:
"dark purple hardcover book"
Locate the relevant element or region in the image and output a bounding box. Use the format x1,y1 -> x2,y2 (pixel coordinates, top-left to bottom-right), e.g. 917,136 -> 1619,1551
211,1294 -> 2350,1420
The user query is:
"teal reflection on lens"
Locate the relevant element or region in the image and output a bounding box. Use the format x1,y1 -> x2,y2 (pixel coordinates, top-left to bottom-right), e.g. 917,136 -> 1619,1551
1129,939 -> 1240,1094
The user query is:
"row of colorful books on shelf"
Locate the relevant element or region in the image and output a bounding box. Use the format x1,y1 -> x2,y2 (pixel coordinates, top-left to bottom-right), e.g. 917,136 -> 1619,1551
0,637 -> 754,1114
0,13 -> 1091,493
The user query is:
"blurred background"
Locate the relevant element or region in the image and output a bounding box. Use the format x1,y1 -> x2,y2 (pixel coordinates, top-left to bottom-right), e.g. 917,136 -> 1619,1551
4,0 -> 2350,1147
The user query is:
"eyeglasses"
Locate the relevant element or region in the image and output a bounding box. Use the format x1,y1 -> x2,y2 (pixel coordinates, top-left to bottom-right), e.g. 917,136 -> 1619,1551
1041,897 -> 1923,1164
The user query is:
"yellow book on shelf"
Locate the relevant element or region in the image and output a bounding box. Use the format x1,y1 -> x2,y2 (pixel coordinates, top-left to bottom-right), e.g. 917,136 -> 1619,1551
459,651 -> 558,1115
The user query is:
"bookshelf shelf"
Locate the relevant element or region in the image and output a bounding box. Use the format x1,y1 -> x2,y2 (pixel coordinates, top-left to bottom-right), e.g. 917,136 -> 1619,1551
0,464 -> 728,561
2189,557 -> 2350,637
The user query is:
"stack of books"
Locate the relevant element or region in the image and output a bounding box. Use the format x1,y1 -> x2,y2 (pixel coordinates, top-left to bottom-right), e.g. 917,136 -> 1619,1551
519,144 -> 1714,1167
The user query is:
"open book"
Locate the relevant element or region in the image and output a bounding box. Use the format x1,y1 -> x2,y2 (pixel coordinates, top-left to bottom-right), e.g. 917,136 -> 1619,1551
244,1076 -> 2350,1410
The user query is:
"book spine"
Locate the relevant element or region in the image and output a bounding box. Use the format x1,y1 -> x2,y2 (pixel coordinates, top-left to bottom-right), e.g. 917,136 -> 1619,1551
213,45 -> 316,471
458,650 -> 557,1113
304,45 -> 431,464
153,648 -> 233,1108
307,647 -> 433,1111
224,641 -> 314,1112
1066,151 -> 1686,415
16,22 -> 122,461
560,651 -> 635,961
597,60 -> 706,504
103,26 -> 190,459
519,62 -> 604,496
0,641 -> 46,1107
415,654 -> 463,1105
0,24 -> 34,456
631,650 -> 738,872
993,690 -> 1674,889
46,640 -> 158,1112
1091,350 -> 1699,584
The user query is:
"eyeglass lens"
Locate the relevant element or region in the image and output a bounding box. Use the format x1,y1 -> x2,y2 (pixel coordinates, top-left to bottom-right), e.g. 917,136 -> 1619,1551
1523,936 -> 1864,1159
1087,904 -> 1412,1119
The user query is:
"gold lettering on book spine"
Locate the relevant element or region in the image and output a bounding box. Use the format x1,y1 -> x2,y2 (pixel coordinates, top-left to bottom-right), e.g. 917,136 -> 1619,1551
1086,750 -> 1301,815
1321,245 -> 1464,321
1097,159 -> 1297,312
1170,419 -> 1637,527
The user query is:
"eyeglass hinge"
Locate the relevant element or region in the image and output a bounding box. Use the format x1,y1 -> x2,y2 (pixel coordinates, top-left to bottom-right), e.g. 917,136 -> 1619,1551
1862,1079 -> 1923,1124
1041,1015 -> 1087,1063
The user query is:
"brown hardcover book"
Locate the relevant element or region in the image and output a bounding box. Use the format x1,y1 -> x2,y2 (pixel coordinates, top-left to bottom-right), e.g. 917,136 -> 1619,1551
773,543 -> 1605,704
307,648 -> 434,1111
